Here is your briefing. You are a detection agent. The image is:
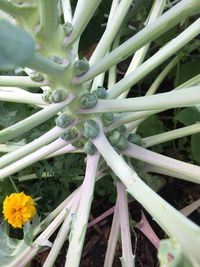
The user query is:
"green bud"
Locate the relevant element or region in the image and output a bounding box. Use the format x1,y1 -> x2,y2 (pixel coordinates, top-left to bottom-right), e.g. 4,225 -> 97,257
42,89 -> 53,103
49,55 -> 63,64
51,90 -> 65,103
63,22 -> 73,36
83,119 -> 99,139
55,113 -> 73,128
61,128 -> 78,141
117,125 -> 126,133
84,140 -> 97,155
128,133 -> 143,146
79,92 -> 97,108
93,86 -> 107,99
102,113 -> 114,126
72,136 -> 86,148
74,58 -> 89,76
114,135 -> 128,150
30,71 -> 44,82
108,130 -> 121,146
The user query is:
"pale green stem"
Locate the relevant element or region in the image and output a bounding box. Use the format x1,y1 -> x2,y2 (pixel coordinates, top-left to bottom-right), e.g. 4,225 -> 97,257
65,154 -> 100,267
91,72 -> 105,92
38,0 -> 59,37
79,86 -> 200,114
61,0 -> 72,23
18,172 -> 52,182
46,144 -> 82,158
0,88 -> 46,105
0,0 -> 24,16
146,56 -> 179,96
123,143 -> 200,184
143,123 -> 200,148
0,94 -> 74,142
117,182 -> 134,267
175,73 -> 200,90
71,0 -> 200,85
43,203 -> 79,267
27,53 -> 67,76
64,0 -> 101,46
107,18 -> 200,99
180,199 -> 200,217
0,138 -> 68,181
0,76 -> 47,87
104,202 -> 120,267
89,0 -> 132,64
0,125 -> 76,168
127,118 -> 146,133
91,125 -> 200,266
0,143 -> 21,153
119,0 -> 166,99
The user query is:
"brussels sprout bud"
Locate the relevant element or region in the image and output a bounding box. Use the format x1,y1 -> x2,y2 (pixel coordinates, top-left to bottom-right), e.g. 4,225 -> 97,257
63,22 -> 73,36
79,92 -> 97,108
93,86 -> 107,99
30,71 -> 44,82
83,119 -> 99,139
117,125 -> 126,133
114,135 -> 128,150
61,128 -> 78,141
74,58 -> 89,76
128,133 -> 143,146
108,130 -> 121,146
50,90 -> 65,103
42,89 -> 53,103
84,140 -> 97,155
72,136 -> 86,148
49,55 -> 63,64
102,113 -> 114,126
55,113 -> 73,128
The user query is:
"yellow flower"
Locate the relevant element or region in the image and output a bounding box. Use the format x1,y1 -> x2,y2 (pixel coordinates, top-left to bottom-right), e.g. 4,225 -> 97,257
3,192 -> 36,228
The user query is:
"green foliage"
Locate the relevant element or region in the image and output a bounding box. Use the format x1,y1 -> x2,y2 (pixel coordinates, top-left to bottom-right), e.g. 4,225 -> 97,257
0,20 -> 35,70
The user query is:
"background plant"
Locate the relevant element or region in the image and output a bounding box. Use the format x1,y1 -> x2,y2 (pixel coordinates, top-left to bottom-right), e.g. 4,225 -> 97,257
0,0 -> 200,266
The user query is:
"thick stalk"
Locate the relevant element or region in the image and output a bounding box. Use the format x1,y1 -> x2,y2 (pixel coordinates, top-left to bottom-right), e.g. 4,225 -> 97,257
91,125 -> 200,266
65,154 -> 100,267
0,0 -> 24,16
143,123 -> 200,148
38,0 -> 59,37
117,182 -> 134,267
0,138 -> 68,180
0,76 -> 47,87
0,143 -> 21,153
89,0 -> 132,64
107,18 -> 200,98
64,0 -> 101,46
71,0 -> 200,84
104,203 -> 120,267
123,143 -> 200,184
0,94 -> 75,142
79,86 -> 200,114
61,0 -> 72,23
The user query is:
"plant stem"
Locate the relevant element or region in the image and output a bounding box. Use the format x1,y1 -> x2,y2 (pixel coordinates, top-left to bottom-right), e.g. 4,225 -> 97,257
123,143 -> 200,184
79,86 -> 200,113
104,202 -> 120,267
0,94 -> 75,142
117,181 -> 134,267
65,154 -> 100,267
0,88 -> 46,105
0,143 -> 22,153
0,0 -> 24,16
0,76 -> 47,87
27,53 -> 67,76
64,0 -> 101,46
61,0 -> 72,23
143,123 -> 200,148
91,125 -> 200,266
0,138 -> 68,180
71,0 -> 200,84
107,18 -> 200,99
38,0 -> 59,37
89,0 -> 132,64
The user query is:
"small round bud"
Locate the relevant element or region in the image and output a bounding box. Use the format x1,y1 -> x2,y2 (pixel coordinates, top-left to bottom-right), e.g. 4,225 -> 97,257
61,128 -> 78,141
63,22 -> 73,36
128,133 -> 143,146
108,130 -> 121,146
83,119 -> 99,139
84,140 -> 97,155
30,71 -> 44,82
51,90 -> 65,103
79,92 -> 97,108
74,58 -> 89,76
114,135 -> 128,150
42,89 -> 53,103
93,86 -> 107,99
102,113 -> 114,126
117,125 -> 126,133
72,136 -> 86,148
55,113 -> 73,128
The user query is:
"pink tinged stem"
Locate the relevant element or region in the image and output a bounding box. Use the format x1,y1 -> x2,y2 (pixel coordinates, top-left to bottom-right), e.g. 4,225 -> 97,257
117,181 -> 135,267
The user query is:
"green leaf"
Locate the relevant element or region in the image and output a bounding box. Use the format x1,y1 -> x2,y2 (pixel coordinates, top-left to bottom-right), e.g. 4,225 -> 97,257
174,107 -> 200,126
23,221 -> 33,246
191,133 -> 200,164
0,20 -> 35,70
